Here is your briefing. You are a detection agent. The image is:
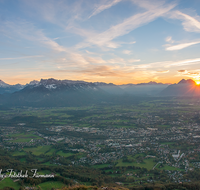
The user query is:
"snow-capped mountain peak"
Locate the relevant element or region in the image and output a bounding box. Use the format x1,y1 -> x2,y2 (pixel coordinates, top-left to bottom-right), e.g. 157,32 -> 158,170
45,84 -> 57,89
28,80 -> 40,86
0,80 -> 10,87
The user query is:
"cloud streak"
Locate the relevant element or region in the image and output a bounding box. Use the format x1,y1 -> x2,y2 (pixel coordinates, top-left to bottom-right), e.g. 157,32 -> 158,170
0,55 -> 43,60
165,40 -> 200,51
75,1 -> 177,49
0,20 -> 68,53
133,58 -> 200,70
156,70 -> 169,73
176,69 -> 200,81
88,0 -> 122,19
169,10 -> 200,33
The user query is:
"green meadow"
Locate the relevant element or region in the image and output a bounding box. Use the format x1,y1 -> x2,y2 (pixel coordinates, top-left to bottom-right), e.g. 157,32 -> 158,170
156,163 -> 183,171
23,145 -> 51,155
12,150 -> 27,156
116,158 -> 156,170
56,151 -> 75,157
0,178 -> 21,190
7,132 -> 42,143
37,181 -> 65,190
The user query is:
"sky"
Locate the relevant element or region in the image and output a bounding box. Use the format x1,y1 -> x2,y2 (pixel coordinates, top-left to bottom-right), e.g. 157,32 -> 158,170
1,0 -> 200,85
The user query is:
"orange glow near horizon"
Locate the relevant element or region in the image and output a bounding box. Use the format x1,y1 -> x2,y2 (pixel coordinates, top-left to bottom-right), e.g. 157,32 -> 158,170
2,77 -> 198,86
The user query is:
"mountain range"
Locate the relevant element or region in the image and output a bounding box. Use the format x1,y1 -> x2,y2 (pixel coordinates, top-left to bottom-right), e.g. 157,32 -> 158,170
160,79 -> 200,96
0,78 -> 199,107
0,80 -> 24,94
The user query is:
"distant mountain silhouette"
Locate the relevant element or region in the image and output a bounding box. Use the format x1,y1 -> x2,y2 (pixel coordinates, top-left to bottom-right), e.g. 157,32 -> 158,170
7,78 -> 110,107
3,78 -> 165,107
0,80 -> 24,94
178,79 -> 196,85
1,78 -> 199,107
124,81 -> 169,95
137,81 -> 168,85
160,79 -> 200,96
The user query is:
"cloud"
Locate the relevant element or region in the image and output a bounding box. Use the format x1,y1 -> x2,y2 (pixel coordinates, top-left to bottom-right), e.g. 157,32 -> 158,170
0,20 -> 69,53
0,19 -> 99,68
127,41 -> 136,44
0,55 -> 43,60
107,58 -> 126,64
88,0 -> 122,19
57,64 -> 137,78
75,1 -> 176,49
134,58 -> 200,70
94,3 -> 176,44
178,70 -> 186,73
77,65 -> 122,77
167,58 -> 200,67
86,57 -> 106,64
122,50 -> 131,55
131,0 -> 167,10
85,50 -> 96,54
165,40 -> 200,51
156,70 -> 169,73
168,10 -> 200,33
176,69 -> 200,80
135,64 -> 152,69
177,69 -> 199,75
128,59 -> 141,63
165,36 -> 174,43
21,0 -> 87,27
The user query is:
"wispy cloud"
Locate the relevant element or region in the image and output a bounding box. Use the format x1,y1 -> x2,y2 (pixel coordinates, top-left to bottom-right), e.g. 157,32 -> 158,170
131,0 -> 167,10
165,40 -> 200,51
165,36 -> 174,43
156,70 -> 169,73
128,59 -> 141,63
125,41 -> 136,45
76,65 -> 123,77
122,50 -> 132,55
178,70 -> 186,73
168,10 -> 200,33
56,64 -> 137,79
133,58 -> 200,69
0,20 -> 68,53
0,19 -> 115,71
75,2 -> 176,49
163,58 -> 200,67
88,0 -> 122,19
21,0 -> 86,27
176,69 -> 200,80
0,55 -> 43,60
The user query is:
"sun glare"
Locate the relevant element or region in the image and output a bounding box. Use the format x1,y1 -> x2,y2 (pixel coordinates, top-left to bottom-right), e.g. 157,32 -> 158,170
196,81 -> 200,85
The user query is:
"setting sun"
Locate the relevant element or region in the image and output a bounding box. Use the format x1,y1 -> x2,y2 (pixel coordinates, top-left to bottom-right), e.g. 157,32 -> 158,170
196,81 -> 200,85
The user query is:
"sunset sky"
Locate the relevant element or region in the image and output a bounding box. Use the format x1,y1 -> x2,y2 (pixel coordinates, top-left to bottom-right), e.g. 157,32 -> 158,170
1,0 -> 200,85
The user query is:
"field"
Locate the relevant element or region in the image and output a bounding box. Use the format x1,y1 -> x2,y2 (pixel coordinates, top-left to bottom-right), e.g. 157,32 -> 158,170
92,164 -> 110,169
156,163 -> 183,171
23,145 -> 51,155
0,178 -> 21,190
12,151 -> 27,156
7,132 -> 42,143
56,151 -> 75,157
37,181 -> 65,190
45,148 -> 56,155
0,99 -> 199,188
161,142 -> 175,145
116,158 -> 156,170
